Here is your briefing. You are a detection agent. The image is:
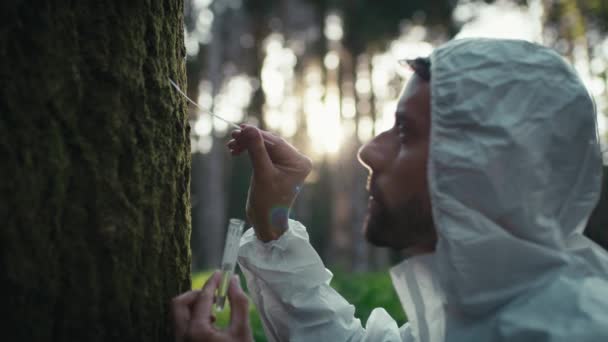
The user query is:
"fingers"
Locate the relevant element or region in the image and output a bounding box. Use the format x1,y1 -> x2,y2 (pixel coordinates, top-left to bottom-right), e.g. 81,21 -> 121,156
170,290 -> 200,340
191,271 -> 222,325
227,275 -> 251,335
229,124 -> 312,186
171,290 -> 199,310
258,129 -> 286,147
228,127 -> 281,156
235,125 -> 275,179
257,130 -> 312,175
227,139 -> 246,156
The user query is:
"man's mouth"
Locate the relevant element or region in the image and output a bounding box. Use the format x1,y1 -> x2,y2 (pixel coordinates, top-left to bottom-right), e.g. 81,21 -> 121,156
368,195 -> 377,208
367,186 -> 383,214
368,180 -> 382,204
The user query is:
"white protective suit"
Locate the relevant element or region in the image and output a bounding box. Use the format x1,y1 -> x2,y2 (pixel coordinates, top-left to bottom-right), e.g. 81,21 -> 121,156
237,38 -> 608,342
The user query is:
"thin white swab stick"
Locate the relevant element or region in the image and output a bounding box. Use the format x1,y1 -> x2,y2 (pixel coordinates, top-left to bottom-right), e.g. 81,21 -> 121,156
169,78 -> 275,146
169,78 -> 241,129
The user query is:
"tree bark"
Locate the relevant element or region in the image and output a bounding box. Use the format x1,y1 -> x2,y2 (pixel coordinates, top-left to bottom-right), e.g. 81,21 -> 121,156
0,1 -> 191,341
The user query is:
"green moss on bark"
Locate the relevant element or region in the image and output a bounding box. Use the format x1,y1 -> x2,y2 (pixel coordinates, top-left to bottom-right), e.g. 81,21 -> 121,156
0,1 -> 191,341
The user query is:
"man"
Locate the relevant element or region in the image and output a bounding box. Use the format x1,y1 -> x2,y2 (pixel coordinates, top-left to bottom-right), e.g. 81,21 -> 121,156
171,38 -> 608,341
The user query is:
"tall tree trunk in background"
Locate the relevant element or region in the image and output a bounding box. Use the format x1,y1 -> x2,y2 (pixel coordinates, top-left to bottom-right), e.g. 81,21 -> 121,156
586,166 -> 608,250
281,0 -> 327,257
0,1 -> 191,341
193,2 -> 228,270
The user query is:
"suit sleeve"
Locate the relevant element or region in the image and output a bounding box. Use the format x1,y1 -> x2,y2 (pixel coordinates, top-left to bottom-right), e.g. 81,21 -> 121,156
237,219 -> 412,342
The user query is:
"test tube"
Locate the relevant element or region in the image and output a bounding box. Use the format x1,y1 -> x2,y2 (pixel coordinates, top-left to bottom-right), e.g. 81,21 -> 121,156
215,218 -> 245,311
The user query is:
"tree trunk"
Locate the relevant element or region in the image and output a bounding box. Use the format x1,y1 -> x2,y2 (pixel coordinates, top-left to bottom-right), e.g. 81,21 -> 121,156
0,1 -> 191,341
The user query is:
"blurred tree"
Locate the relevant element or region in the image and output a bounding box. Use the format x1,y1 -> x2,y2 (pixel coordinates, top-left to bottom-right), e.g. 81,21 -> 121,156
586,166 -> 608,250
188,0 -> 262,270
339,0 -> 456,53
543,0 -> 608,36
533,0 -> 608,249
0,1 -> 191,341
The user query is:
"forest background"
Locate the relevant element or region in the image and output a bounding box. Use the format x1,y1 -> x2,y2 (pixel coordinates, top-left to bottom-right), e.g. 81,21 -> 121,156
186,0 -> 608,272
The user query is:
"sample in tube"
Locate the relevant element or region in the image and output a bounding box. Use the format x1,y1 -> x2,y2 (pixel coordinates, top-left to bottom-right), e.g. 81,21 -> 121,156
215,218 -> 245,311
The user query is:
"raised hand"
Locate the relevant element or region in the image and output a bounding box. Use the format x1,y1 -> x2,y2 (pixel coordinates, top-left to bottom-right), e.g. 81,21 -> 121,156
227,125 -> 312,242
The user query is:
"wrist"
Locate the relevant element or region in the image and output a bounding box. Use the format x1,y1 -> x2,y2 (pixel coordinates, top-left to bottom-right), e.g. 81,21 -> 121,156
249,206 -> 289,242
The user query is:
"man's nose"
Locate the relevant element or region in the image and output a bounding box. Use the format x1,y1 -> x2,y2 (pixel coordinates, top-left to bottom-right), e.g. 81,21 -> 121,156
357,130 -> 391,172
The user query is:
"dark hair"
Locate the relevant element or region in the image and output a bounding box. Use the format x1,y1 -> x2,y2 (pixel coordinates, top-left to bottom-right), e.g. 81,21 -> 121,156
403,57 -> 431,82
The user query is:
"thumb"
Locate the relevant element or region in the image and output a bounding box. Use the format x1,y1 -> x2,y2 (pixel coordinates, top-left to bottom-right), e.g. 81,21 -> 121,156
227,275 -> 250,334
240,125 -> 275,179
191,271 -> 222,324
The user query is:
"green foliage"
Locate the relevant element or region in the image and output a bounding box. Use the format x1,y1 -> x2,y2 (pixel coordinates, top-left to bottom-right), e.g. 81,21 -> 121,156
331,271 -> 407,326
236,0 -> 456,54
340,0 -> 456,53
577,0 -> 608,32
193,270 -> 407,341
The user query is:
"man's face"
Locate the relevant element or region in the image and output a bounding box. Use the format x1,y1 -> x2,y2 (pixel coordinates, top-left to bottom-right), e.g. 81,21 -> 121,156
357,75 -> 436,252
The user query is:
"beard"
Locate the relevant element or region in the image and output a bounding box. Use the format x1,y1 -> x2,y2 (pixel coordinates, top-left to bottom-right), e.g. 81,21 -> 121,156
364,195 -> 436,251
